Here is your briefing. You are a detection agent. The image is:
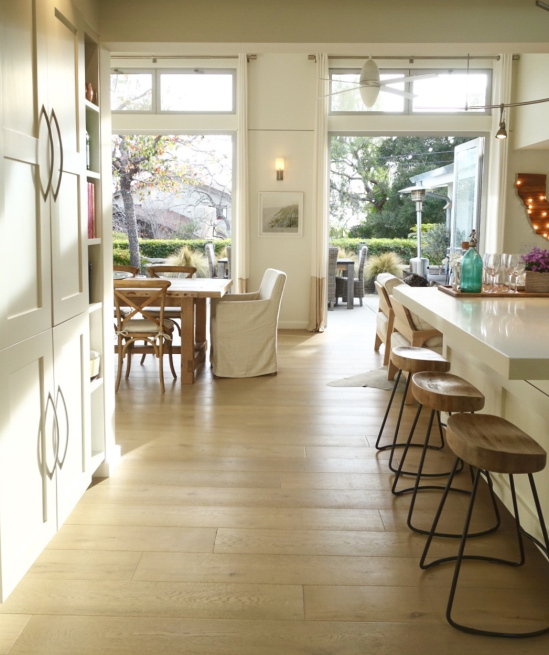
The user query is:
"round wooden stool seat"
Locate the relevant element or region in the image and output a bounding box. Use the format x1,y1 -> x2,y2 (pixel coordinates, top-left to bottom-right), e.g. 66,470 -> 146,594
411,372 -> 485,414
422,413 -> 549,638
446,413 -> 547,474
390,346 -> 450,375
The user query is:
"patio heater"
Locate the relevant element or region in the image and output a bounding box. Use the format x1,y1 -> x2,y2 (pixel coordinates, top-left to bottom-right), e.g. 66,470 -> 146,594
398,182 -> 430,278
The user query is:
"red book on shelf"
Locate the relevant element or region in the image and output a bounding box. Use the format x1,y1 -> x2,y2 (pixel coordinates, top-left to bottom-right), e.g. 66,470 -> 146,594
87,182 -> 95,238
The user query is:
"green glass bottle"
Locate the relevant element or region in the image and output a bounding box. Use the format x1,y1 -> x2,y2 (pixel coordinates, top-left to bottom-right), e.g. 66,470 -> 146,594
460,229 -> 483,293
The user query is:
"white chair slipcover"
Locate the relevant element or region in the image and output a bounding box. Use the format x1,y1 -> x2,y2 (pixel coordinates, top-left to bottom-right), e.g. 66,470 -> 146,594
211,268 -> 287,378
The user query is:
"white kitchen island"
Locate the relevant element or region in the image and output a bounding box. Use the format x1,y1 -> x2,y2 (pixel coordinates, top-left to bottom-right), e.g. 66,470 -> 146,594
392,285 -> 549,542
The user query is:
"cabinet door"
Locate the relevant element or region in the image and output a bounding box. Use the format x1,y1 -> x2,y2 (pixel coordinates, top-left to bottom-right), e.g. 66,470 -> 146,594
53,312 -> 92,526
0,331 -> 57,602
47,2 -> 89,325
0,0 -> 53,349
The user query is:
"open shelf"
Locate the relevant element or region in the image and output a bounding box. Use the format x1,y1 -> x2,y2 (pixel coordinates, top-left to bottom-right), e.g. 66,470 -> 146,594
85,99 -> 99,113
90,376 -> 103,393
88,237 -> 101,246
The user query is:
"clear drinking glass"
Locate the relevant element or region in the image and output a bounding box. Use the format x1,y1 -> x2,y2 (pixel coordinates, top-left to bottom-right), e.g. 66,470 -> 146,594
512,258 -> 526,293
483,253 -> 501,292
503,254 -> 519,293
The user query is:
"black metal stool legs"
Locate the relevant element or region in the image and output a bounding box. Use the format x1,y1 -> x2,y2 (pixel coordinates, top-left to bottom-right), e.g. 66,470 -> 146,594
391,410 -> 497,538
421,463 -> 549,638
375,371 -> 444,474
374,369 -> 403,451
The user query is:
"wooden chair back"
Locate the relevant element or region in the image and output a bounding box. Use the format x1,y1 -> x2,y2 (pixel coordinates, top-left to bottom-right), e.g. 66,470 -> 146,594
113,278 -> 171,334
375,280 -> 392,319
147,265 -> 197,279
390,296 -> 440,347
114,264 -> 139,277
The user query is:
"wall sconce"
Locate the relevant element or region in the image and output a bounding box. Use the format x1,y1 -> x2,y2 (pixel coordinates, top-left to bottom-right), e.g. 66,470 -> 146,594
275,158 -> 285,181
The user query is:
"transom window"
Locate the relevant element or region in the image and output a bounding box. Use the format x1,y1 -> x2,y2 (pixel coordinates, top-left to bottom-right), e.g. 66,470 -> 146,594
329,68 -> 491,115
111,69 -> 235,114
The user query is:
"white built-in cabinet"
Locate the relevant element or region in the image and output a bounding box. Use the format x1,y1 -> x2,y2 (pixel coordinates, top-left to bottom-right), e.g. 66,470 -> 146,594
0,0 -> 112,602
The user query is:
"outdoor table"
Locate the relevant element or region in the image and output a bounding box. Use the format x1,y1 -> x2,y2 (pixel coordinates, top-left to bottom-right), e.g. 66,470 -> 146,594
337,258 -> 355,309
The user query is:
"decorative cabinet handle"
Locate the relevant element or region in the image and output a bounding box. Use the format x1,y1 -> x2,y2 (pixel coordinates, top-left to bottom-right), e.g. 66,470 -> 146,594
50,108 -> 63,202
39,105 -> 54,201
55,385 -> 69,468
42,392 -> 60,482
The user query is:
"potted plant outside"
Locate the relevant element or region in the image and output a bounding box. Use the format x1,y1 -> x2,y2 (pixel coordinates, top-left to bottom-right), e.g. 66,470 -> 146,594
364,252 -> 404,292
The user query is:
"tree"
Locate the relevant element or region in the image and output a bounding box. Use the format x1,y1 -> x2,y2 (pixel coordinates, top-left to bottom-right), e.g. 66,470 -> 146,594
331,136 -> 472,239
112,135 -> 200,267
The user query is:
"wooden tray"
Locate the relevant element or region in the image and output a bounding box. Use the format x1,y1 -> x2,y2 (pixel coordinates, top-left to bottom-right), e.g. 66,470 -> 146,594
437,285 -> 549,298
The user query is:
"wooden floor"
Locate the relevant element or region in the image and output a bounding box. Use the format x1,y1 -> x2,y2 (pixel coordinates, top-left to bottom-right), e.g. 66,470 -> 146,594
2,298 -> 549,654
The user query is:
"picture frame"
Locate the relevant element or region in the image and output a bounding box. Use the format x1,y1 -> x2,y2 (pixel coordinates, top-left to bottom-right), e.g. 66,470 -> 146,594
258,191 -> 303,237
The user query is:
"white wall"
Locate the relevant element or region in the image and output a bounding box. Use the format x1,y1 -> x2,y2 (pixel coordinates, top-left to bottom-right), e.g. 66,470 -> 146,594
502,55 -> 549,253
513,54 -> 549,150
247,54 -> 316,328
73,0 -> 100,30
503,149 -> 549,253
99,0 -> 549,47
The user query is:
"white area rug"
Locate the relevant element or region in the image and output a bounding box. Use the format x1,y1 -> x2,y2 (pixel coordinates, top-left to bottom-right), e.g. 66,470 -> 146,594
327,366 -> 406,390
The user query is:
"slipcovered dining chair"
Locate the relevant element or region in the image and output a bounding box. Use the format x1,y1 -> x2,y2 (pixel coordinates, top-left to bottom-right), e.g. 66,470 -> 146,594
335,245 -> 368,306
113,278 -> 177,392
205,243 -> 217,278
210,268 -> 287,378
327,246 -> 338,310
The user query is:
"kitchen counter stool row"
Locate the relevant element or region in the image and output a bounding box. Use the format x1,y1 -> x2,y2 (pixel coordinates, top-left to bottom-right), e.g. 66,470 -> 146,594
376,344 -> 549,639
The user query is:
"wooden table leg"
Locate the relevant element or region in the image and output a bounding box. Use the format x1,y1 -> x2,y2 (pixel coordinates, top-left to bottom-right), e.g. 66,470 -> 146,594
195,298 -> 207,363
195,298 -> 206,342
180,296 -> 195,384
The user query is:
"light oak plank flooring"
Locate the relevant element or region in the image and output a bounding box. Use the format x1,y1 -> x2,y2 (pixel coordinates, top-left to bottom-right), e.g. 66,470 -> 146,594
0,616 -> 31,655
3,299 -> 549,653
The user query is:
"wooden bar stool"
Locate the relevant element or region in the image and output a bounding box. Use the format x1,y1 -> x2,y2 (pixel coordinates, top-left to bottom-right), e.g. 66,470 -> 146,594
420,413 -> 549,638
375,346 -> 450,475
393,371 -> 501,537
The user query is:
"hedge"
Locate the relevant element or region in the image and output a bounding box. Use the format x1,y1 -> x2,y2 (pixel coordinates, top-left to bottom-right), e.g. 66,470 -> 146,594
113,238 -> 231,259
112,236 -> 416,263
331,238 -> 417,261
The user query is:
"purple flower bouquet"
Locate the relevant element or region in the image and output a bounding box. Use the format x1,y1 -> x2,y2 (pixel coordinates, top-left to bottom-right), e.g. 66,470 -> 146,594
522,248 -> 549,291
521,247 -> 549,273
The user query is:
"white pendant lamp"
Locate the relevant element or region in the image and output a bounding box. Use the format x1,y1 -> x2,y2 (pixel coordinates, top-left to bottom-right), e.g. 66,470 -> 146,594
359,58 -> 381,108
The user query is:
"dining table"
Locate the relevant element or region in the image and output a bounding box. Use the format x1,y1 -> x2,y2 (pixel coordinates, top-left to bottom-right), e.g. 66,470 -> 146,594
337,258 -> 355,309
121,277 -> 232,385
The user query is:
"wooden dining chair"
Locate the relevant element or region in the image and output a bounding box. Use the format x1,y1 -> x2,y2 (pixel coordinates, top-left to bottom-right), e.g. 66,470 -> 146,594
147,265 -> 197,280
113,264 -> 139,277
139,265 -> 197,364
146,264 -> 197,325
113,278 -> 177,392
388,295 -> 443,403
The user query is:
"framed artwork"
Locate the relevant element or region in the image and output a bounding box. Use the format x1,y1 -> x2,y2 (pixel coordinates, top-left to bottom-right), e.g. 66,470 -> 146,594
259,191 -> 303,237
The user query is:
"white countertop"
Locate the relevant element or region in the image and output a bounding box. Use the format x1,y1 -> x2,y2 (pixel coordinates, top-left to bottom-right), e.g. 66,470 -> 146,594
392,286 -> 549,380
